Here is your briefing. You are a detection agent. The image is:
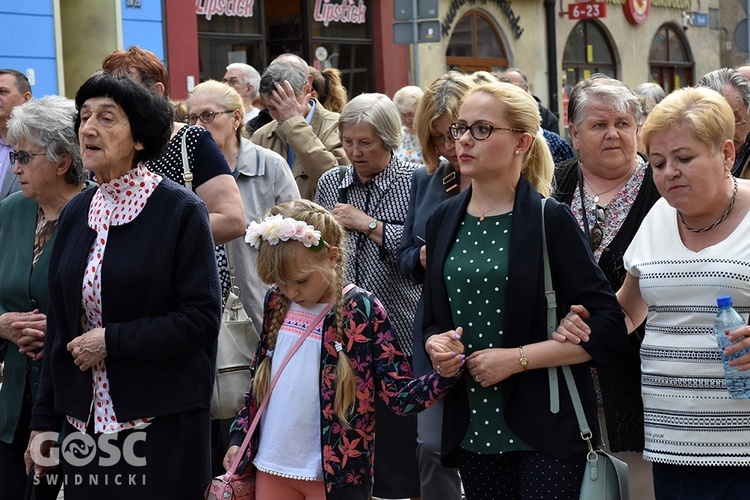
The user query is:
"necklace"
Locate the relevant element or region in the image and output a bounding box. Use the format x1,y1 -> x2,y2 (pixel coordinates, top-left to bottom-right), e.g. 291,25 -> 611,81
678,177 -> 738,233
580,157 -> 638,204
473,196 -> 514,221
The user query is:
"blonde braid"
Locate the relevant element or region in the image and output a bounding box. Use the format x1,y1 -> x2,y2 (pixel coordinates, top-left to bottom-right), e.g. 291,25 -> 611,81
252,294 -> 290,404
333,260 -> 357,426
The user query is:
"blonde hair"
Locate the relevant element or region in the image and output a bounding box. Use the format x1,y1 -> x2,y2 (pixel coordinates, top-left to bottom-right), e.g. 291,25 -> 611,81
187,79 -> 246,141
253,200 -> 357,425
309,66 -> 348,113
463,83 -> 554,196
642,86 -> 734,155
414,71 -> 473,173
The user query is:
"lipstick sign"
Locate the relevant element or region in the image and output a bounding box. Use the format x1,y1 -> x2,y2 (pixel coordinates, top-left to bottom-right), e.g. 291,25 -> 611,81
568,2 -> 606,20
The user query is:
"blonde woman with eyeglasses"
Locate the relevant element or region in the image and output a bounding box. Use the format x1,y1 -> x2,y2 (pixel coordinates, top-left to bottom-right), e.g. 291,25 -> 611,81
421,81 -> 627,499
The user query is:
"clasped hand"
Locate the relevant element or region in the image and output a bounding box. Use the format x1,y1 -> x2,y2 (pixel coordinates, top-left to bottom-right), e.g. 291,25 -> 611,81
67,328 -> 107,371
0,310 -> 46,360
426,327 -> 465,377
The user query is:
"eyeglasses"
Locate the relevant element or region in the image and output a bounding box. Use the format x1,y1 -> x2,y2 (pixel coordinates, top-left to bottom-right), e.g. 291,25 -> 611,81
735,106 -> 750,127
589,206 -> 606,251
184,110 -> 234,126
430,135 -> 454,145
9,150 -> 46,165
449,122 -> 524,141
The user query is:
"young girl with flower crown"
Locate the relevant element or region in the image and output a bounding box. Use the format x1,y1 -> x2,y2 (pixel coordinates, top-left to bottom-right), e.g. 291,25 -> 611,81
222,200 -> 462,500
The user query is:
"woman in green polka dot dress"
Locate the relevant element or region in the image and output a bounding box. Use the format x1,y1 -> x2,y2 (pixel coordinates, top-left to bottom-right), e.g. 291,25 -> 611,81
422,82 -> 628,499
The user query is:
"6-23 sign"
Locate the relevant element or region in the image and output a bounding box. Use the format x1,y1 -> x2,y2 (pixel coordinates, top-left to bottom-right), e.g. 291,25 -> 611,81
568,2 -> 606,19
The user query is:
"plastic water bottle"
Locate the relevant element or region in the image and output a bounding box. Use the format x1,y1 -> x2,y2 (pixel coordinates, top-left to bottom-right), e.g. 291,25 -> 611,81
714,296 -> 750,399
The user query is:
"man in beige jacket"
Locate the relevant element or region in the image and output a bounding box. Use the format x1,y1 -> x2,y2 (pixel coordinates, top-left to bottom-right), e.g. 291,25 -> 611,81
251,58 -> 348,200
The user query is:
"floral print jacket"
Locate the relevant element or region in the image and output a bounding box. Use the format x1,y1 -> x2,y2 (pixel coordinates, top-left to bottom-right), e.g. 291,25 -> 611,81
230,286 -> 458,498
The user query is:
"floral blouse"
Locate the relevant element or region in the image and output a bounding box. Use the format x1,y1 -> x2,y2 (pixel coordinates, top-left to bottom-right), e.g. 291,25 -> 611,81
394,125 -> 424,165
230,286 -> 458,495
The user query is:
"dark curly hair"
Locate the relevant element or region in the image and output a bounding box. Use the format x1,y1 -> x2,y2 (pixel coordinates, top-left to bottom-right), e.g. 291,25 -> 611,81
74,72 -> 173,164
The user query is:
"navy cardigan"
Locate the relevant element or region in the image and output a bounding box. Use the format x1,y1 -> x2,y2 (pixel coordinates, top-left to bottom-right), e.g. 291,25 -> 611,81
30,179 -> 221,431
421,175 -> 627,465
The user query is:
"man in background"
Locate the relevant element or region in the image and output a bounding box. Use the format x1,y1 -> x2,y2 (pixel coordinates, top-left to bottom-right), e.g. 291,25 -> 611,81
223,62 -> 261,122
503,67 -> 559,134
0,69 -> 31,201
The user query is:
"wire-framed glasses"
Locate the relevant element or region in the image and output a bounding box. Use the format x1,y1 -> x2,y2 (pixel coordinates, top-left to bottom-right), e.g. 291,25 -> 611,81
184,110 -> 234,126
449,121 -> 524,141
9,150 -> 46,165
736,106 -> 750,127
589,206 -> 606,251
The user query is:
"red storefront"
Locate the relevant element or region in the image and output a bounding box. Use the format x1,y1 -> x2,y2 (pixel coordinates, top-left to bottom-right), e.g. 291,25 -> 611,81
163,0 -> 409,100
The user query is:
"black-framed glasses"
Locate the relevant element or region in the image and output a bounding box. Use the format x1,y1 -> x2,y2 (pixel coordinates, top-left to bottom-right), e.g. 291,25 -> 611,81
9,150 -> 46,165
589,206 -> 606,251
184,110 -> 234,126
449,121 -> 524,141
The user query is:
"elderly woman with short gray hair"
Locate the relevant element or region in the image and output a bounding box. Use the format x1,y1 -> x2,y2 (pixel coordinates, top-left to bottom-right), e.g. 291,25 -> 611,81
0,95 -> 91,499
552,74 -> 661,499
314,93 -> 423,499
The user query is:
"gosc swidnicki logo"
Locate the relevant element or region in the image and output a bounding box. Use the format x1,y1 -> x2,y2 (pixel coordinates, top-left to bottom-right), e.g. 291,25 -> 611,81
30,426 -> 149,468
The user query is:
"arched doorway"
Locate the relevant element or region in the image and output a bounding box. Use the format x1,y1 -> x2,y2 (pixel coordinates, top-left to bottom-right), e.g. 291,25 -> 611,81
446,11 -> 508,73
561,20 -> 617,127
648,23 -> 693,93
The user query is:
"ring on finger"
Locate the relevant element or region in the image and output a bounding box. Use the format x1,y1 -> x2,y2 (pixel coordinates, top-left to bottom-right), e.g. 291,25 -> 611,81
474,375 -> 480,383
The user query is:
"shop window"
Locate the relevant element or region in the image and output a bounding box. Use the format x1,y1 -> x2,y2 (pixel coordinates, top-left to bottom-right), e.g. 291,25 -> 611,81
446,11 -> 507,73
648,24 -> 693,93
197,4 -> 264,82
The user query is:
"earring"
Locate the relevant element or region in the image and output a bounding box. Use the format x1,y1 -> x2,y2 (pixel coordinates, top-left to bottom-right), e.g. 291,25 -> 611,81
515,150 -> 520,155
726,172 -> 732,178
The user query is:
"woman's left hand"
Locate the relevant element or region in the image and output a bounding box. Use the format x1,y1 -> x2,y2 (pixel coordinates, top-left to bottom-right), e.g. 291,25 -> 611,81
466,348 -> 519,387
67,328 -> 107,371
726,325 -> 750,371
331,203 -> 370,233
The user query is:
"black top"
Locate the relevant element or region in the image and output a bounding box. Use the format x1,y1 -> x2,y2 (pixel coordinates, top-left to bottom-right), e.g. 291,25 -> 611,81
30,180 -> 221,431
553,156 -> 661,451
422,175 -> 628,465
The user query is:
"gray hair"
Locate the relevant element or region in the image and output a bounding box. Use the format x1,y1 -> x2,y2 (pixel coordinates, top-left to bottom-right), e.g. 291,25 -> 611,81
7,95 -> 84,185
339,93 -> 402,151
633,82 -> 666,104
504,68 -> 529,91
393,86 -> 424,114
567,74 -> 642,128
699,68 -> 750,108
226,62 -> 261,98
259,60 -> 308,97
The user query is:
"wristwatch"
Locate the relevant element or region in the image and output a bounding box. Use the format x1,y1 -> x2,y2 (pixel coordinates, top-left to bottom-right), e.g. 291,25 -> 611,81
366,219 -> 378,237
518,345 -> 528,371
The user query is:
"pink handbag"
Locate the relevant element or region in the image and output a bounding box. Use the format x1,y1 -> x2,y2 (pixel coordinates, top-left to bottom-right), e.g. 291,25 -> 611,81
205,298 -> 338,500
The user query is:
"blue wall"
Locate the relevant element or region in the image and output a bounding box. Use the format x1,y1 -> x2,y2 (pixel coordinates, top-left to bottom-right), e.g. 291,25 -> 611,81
121,0 -> 164,62
0,0 -> 58,97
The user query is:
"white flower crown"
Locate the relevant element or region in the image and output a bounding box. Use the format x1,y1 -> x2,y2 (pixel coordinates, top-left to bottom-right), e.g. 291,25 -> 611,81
245,214 -> 324,250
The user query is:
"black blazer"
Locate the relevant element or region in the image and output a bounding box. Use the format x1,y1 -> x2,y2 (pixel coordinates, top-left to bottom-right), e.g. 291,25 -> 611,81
421,175 -> 627,465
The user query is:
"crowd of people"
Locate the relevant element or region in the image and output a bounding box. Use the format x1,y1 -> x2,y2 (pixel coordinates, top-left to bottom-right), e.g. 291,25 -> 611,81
1,45 -> 749,500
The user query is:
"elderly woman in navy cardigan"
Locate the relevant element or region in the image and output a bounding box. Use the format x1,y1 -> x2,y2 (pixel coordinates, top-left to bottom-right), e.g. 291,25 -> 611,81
26,73 -> 221,499
422,82 -> 627,499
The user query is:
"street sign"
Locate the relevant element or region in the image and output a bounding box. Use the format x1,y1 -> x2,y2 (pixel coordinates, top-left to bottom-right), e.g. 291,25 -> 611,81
568,2 -> 606,19
393,20 -> 441,44
394,0 -> 439,21
692,12 -> 708,27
